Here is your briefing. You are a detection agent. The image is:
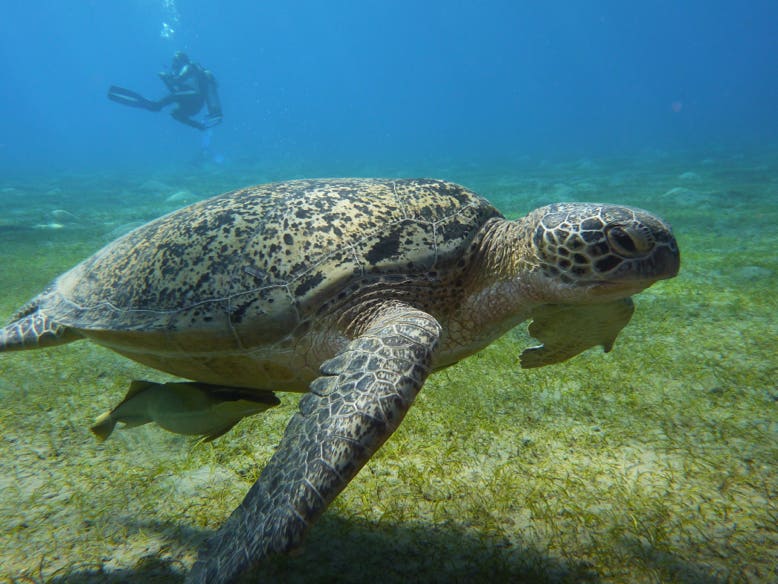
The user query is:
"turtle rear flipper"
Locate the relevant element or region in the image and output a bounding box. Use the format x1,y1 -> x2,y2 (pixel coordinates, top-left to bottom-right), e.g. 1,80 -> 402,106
187,304 -> 442,583
0,309 -> 82,352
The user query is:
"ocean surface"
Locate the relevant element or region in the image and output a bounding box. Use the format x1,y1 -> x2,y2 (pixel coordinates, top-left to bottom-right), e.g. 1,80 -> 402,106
0,2 -> 776,582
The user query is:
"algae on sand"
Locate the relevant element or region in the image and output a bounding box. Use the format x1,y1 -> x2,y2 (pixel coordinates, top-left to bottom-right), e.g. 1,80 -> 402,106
0,156 -> 776,583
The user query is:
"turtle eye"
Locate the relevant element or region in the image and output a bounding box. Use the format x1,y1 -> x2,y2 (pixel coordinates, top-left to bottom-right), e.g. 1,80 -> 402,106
606,224 -> 651,257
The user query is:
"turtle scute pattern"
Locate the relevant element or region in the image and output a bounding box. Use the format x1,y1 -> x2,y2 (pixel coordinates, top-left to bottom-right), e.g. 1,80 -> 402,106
45,179 -> 501,347
530,203 -> 679,284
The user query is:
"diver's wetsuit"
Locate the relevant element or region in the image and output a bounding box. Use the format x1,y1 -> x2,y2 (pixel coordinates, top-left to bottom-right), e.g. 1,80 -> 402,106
108,53 -> 222,130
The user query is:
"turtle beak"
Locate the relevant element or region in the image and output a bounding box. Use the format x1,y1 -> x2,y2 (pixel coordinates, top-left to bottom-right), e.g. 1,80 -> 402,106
587,240 -> 680,301
623,237 -> 681,287
654,242 -> 681,280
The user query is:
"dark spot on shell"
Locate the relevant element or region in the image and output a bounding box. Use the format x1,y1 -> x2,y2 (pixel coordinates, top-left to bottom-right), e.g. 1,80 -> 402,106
365,231 -> 401,264
244,266 -> 267,282
284,233 -> 294,246
194,272 -> 212,288
230,299 -> 255,324
295,271 -> 325,297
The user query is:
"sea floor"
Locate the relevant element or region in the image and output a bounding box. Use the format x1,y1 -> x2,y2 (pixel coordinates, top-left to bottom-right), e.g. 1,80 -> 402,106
0,152 -> 776,583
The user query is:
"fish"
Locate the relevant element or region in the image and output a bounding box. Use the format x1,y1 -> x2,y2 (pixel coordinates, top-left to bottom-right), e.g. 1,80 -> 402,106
90,380 -> 280,442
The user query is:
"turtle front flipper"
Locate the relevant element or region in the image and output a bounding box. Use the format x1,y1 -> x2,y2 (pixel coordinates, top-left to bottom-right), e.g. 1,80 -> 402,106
187,304 -> 442,584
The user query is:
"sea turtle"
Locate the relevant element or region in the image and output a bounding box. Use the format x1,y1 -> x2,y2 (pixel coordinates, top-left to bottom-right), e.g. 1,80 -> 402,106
0,178 -> 680,582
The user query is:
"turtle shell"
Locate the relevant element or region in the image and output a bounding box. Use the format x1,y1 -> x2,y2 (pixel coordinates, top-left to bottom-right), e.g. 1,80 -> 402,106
42,179 -> 501,361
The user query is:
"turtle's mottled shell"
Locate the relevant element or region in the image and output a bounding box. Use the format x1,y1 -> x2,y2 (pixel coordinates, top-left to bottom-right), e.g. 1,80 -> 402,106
42,179 -> 501,388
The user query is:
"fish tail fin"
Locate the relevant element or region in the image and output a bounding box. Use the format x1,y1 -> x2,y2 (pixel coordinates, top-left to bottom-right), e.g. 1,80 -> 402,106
90,412 -> 116,441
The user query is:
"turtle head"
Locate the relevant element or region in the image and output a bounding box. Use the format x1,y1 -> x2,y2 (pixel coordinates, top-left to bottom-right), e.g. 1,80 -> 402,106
527,202 -> 680,302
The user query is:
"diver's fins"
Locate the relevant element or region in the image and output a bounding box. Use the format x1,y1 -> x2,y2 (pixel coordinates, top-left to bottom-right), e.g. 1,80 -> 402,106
107,85 -> 161,111
202,114 -> 223,128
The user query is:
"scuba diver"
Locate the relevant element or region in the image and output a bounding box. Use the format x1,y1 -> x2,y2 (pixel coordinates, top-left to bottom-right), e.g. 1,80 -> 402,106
108,52 -> 222,130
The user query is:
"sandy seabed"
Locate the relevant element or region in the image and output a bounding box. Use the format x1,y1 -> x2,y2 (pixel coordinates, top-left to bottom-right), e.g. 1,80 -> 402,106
1,152 -> 775,583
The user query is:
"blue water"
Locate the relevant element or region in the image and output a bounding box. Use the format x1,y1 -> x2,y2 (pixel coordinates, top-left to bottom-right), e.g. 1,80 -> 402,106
1,0 -> 776,176
2,3 -> 778,581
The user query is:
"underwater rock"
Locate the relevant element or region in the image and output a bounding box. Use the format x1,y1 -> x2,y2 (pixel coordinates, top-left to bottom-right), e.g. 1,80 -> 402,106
138,179 -> 175,194
165,189 -> 194,203
51,209 -> 80,224
661,186 -> 712,206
